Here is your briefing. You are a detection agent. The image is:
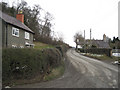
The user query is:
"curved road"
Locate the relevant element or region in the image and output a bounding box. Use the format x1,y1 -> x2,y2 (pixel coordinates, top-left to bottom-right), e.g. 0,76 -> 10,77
14,49 -> 118,88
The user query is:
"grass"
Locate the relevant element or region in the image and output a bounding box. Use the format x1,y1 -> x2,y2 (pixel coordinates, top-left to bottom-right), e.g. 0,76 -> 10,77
81,53 -> 119,61
34,42 -> 54,49
43,60 -> 65,81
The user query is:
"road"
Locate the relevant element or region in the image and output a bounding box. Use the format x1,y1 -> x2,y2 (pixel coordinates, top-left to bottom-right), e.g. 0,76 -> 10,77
14,49 -> 118,88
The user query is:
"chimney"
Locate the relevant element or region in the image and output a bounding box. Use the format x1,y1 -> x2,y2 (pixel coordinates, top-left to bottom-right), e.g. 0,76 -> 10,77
16,11 -> 24,23
84,30 -> 85,39
103,34 -> 106,42
90,28 -> 91,40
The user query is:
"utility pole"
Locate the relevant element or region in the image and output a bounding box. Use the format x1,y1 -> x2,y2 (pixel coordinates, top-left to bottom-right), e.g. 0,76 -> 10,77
90,28 -> 92,46
84,30 -> 86,53
90,28 -> 91,40
84,30 -> 85,41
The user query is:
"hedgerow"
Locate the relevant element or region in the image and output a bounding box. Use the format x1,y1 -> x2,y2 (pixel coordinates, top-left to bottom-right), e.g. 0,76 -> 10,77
2,48 -> 62,86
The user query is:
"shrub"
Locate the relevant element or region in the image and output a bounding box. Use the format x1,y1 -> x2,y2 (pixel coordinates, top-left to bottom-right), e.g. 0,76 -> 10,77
78,48 -> 112,56
55,44 -> 69,57
2,48 -> 62,86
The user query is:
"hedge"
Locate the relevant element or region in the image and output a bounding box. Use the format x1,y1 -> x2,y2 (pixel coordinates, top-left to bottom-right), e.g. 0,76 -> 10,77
55,44 -> 70,57
2,48 -> 62,86
78,48 -> 112,56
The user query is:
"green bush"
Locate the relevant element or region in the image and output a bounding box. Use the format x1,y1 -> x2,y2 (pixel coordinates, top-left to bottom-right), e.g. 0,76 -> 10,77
55,44 -> 69,57
78,48 -> 112,56
2,48 -> 62,86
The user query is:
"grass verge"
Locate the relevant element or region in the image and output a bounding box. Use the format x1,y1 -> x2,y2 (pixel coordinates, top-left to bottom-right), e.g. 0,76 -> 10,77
81,53 -> 119,61
43,60 -> 65,81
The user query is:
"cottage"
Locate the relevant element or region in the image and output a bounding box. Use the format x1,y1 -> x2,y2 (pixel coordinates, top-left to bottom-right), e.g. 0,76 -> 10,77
0,11 -> 35,48
90,34 -> 110,48
90,40 -> 110,48
77,34 -> 110,49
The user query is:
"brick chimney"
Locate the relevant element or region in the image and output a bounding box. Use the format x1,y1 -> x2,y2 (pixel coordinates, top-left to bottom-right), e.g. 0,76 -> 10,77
16,14 -> 24,23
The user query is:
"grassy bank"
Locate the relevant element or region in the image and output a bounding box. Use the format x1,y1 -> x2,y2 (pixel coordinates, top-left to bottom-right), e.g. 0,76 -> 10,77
34,42 -> 54,49
43,60 -> 65,81
80,53 -> 119,61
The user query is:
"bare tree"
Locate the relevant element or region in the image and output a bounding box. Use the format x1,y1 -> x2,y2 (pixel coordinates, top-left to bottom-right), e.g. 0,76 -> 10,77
74,31 -> 84,49
41,11 -> 54,38
57,32 -> 64,44
16,0 -> 27,13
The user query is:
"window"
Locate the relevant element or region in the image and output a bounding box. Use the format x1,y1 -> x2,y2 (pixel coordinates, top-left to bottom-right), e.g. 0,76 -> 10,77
12,45 -> 17,48
12,27 -> 19,37
20,46 -> 24,48
25,32 -> 30,39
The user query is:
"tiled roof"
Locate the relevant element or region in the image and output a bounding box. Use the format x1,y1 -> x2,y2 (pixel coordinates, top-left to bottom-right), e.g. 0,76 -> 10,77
0,11 -> 34,34
77,42 -> 85,45
78,39 -> 110,48
92,40 -> 110,48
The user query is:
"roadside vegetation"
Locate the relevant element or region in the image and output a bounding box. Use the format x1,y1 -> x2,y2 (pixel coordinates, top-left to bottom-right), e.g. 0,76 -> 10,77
2,42 -> 70,87
34,42 -> 54,49
43,60 -> 65,81
2,48 -> 62,87
1,1 -> 71,87
80,53 -> 119,61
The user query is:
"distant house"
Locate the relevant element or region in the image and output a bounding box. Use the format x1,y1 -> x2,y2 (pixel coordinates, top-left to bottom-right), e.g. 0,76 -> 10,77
77,34 -> 110,49
0,11 -> 35,48
90,34 -> 110,48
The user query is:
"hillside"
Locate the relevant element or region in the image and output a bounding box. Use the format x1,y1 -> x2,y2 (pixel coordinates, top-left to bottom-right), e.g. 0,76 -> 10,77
34,42 -> 54,49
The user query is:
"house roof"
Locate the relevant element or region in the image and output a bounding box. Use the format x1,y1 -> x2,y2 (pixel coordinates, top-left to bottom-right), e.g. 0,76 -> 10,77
0,11 -> 34,34
77,42 -> 85,45
78,39 -> 110,48
92,40 -> 110,48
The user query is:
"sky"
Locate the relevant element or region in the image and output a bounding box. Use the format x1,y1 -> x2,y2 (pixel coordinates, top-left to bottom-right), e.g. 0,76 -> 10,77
2,0 -> 119,46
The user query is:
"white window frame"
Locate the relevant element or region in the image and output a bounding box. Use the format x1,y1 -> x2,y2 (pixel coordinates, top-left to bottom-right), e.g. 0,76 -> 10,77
20,46 -> 24,48
12,45 -> 17,48
12,27 -> 19,37
25,32 -> 30,40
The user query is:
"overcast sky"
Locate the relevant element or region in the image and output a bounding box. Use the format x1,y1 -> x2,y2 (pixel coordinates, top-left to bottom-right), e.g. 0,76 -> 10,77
2,0 -> 119,46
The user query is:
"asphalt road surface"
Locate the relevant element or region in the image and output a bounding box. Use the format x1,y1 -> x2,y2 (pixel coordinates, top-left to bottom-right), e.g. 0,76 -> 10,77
14,49 -> 118,88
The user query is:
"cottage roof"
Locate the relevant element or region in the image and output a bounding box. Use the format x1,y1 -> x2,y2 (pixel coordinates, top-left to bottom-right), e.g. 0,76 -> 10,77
78,39 -> 110,48
0,11 -> 34,34
92,40 -> 110,48
77,42 -> 85,45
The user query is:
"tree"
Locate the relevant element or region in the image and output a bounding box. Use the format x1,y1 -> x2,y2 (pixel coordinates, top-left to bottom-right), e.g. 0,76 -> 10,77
16,0 -> 27,13
110,37 -> 120,49
41,12 -> 54,37
1,2 -> 17,17
74,31 -> 84,49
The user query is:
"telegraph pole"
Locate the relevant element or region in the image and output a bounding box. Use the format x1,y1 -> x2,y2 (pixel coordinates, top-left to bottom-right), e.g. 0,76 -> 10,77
84,30 -> 85,41
90,28 -> 91,40
90,28 -> 92,46
84,30 -> 86,53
